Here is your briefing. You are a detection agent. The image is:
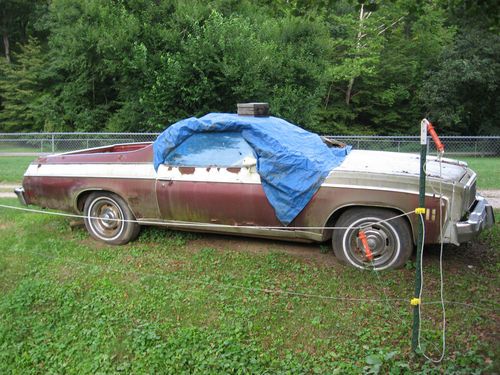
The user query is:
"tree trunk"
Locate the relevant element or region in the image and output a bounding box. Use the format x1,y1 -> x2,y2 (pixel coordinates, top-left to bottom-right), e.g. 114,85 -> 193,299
345,78 -> 355,105
345,4 -> 365,106
3,32 -> 10,63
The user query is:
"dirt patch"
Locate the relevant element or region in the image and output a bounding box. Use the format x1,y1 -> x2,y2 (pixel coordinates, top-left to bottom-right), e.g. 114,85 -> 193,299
184,232 -> 342,267
0,223 -> 13,230
181,224 -> 498,273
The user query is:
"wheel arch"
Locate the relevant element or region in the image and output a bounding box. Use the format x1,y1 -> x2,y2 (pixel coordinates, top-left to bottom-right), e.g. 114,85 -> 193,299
323,204 -> 416,244
75,188 -> 120,213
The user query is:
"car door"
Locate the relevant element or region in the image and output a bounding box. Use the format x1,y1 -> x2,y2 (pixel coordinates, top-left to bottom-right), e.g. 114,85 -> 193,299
155,132 -> 282,227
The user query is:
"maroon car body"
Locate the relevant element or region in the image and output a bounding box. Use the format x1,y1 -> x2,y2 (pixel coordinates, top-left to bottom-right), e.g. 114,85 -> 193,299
15,134 -> 494,270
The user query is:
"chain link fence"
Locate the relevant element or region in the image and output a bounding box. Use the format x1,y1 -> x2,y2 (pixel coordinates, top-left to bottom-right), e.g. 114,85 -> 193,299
0,132 -> 498,157
329,135 -> 500,156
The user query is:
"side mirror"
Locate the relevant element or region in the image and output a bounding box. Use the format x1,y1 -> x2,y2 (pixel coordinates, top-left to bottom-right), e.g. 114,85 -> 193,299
241,156 -> 257,168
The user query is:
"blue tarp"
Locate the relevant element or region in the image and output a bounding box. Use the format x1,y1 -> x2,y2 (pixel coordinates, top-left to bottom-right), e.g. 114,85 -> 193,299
153,113 -> 351,225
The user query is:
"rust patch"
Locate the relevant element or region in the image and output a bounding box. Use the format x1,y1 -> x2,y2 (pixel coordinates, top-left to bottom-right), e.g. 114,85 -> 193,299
167,166 -> 173,171
179,167 -> 195,175
226,167 -> 241,174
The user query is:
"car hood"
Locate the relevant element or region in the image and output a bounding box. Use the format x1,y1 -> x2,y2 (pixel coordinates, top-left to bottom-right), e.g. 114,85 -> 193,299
330,150 -> 468,182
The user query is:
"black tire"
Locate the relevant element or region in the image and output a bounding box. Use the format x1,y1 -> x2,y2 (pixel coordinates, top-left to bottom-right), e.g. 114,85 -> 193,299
332,208 -> 413,270
83,192 -> 140,245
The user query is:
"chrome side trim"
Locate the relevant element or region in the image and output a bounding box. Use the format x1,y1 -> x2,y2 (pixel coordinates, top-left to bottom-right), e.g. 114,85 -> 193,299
135,218 -> 323,242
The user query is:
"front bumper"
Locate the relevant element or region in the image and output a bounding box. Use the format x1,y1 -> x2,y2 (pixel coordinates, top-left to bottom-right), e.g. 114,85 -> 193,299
456,195 -> 495,243
14,187 -> 27,206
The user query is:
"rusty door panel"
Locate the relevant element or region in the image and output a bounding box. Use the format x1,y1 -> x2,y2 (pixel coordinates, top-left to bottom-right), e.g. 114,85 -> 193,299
156,180 -> 282,227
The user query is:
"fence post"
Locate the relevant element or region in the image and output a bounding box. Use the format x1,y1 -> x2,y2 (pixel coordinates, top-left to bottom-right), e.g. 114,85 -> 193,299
51,134 -> 55,153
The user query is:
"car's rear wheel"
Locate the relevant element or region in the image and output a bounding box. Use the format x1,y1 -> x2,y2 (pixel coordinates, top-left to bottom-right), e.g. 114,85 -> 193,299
332,208 -> 413,270
83,192 -> 140,245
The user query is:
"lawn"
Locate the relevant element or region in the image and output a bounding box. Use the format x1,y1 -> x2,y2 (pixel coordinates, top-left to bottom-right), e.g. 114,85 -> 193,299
0,156 -> 35,183
0,198 -> 498,373
461,157 -> 500,189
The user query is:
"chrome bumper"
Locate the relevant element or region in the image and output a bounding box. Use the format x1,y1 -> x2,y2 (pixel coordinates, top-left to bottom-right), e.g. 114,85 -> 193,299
14,187 -> 27,206
456,195 -> 495,243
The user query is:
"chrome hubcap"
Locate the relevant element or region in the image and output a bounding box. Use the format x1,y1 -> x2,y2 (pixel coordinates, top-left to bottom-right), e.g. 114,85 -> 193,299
100,207 -> 119,229
344,218 -> 398,268
88,198 -> 124,239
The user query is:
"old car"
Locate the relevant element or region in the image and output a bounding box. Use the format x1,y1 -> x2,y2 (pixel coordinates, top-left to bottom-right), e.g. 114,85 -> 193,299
15,109 -> 494,270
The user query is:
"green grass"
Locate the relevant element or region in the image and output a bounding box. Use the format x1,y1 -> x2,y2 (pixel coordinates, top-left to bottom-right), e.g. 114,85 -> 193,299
0,156 -> 35,183
0,144 -> 43,153
461,157 -> 500,189
0,198 -> 498,373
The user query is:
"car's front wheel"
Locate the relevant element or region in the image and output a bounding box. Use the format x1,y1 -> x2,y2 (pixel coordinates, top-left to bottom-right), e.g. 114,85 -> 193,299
332,208 -> 413,270
83,192 -> 140,245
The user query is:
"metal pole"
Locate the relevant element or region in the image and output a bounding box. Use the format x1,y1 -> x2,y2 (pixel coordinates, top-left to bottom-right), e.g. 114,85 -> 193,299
412,120 -> 428,351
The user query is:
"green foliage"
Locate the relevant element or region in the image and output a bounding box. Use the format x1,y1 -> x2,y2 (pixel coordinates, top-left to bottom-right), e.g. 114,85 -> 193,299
0,0 -> 497,135
127,9 -> 331,130
0,37 -> 49,131
419,29 -> 500,135
321,1 -> 455,135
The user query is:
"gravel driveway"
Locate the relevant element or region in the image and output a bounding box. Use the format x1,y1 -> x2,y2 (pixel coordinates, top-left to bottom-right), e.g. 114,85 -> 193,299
479,190 -> 500,209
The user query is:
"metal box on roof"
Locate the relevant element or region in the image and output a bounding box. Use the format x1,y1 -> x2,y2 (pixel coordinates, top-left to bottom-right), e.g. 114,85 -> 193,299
237,102 -> 269,117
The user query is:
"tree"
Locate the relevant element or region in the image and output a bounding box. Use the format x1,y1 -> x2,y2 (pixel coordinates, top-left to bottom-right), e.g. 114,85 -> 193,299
0,0 -> 47,63
419,29 -> 500,135
0,0 -> 497,135
0,37 -> 49,131
140,10 -> 330,130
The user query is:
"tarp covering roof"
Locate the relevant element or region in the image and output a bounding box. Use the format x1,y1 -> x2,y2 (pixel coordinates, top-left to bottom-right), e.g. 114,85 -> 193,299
153,113 -> 351,225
